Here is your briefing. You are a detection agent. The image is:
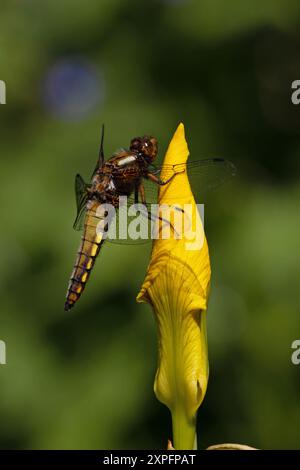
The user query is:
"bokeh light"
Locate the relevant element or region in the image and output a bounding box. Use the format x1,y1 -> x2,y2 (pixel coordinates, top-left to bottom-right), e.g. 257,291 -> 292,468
43,59 -> 104,120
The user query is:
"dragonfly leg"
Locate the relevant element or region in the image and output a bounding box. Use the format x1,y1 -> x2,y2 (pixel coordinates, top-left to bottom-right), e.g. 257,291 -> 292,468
146,172 -> 176,186
145,208 -> 175,232
134,184 -> 139,204
147,172 -> 186,217
138,182 -> 146,204
137,182 -> 179,237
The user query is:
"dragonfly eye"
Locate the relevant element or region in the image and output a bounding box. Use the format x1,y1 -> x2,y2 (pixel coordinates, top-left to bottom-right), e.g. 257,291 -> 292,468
145,136 -> 158,161
130,137 -> 142,152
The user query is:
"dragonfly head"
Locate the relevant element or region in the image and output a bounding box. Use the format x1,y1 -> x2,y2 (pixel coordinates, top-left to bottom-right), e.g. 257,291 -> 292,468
130,135 -> 158,162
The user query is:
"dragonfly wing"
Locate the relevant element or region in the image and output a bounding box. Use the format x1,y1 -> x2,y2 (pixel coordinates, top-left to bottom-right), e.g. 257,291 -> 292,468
183,158 -> 236,195
73,174 -> 90,231
139,158 -> 236,203
72,158 -> 236,242
73,204 -> 87,231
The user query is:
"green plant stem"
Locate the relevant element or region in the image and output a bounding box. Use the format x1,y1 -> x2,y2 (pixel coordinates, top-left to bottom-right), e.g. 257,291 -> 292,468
171,406 -> 197,450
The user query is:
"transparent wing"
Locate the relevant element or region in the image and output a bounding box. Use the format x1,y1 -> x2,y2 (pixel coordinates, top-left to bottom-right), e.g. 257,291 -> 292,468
71,158 -> 236,242
105,157 -> 237,245
140,158 -> 236,204
73,204 -> 87,231
183,158 -> 236,195
73,174 -> 90,231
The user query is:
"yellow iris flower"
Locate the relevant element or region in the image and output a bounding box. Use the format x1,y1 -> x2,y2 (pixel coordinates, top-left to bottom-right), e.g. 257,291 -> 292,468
137,123 -> 211,450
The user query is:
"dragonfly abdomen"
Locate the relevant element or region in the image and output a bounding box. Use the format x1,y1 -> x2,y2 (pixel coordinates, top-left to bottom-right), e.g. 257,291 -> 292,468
65,204 -> 105,311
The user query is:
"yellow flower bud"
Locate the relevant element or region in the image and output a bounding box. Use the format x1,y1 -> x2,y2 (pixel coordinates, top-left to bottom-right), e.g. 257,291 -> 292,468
137,123 -> 211,449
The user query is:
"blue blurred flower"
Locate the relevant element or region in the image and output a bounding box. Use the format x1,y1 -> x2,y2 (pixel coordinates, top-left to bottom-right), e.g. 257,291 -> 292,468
43,59 -> 104,120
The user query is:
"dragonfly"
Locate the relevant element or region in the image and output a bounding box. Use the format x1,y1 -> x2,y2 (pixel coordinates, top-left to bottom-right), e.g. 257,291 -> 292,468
64,126 -> 236,311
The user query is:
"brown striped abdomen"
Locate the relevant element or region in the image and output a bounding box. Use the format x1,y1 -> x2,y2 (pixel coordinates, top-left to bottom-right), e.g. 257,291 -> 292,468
65,201 -> 105,311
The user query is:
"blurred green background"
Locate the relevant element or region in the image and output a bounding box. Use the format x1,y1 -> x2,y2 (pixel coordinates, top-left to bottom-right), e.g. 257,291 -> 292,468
1,0 -> 300,450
